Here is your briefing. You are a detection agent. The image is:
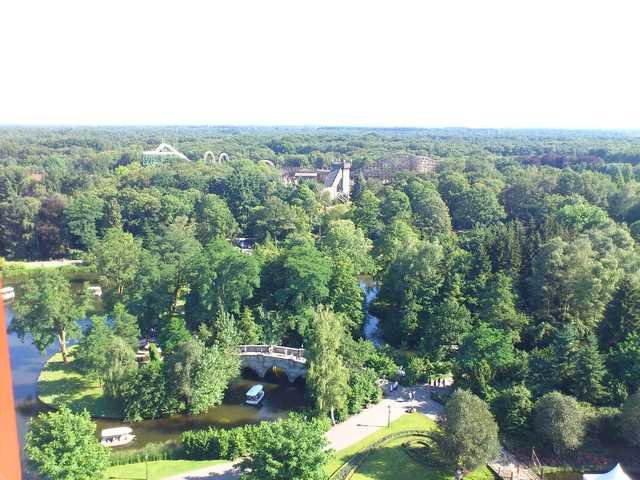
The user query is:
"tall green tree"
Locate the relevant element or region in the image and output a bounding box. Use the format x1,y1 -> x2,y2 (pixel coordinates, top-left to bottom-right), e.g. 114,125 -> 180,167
190,343 -> 241,415
351,188 -> 381,239
454,323 -> 517,399
307,307 -> 349,424
477,273 -> 527,337
185,239 -> 260,327
248,196 -> 309,242
88,227 -> 142,308
620,391 -> 640,447
25,407 -> 110,480
11,270 -> 88,363
75,315 -> 115,380
529,236 -> 621,337
64,192 -> 105,249
102,336 -> 137,402
405,181 -> 452,237
533,392 -> 585,456
609,332 -> 640,394
111,302 -> 140,350
440,390 -> 500,470
491,385 -> 533,435
273,241 -> 332,315
321,219 -> 374,275
242,414 -> 330,480
195,193 -> 238,243
573,334 -> 606,403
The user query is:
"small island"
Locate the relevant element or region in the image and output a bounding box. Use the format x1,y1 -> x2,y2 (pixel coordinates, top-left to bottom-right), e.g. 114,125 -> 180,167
37,348 -> 123,418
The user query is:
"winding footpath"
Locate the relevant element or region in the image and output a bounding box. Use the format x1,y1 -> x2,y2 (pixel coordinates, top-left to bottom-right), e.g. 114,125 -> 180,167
163,384 -> 446,480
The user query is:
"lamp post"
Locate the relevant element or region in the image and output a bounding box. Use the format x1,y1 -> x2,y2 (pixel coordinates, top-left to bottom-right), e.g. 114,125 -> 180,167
145,454 -> 149,480
387,404 -> 391,427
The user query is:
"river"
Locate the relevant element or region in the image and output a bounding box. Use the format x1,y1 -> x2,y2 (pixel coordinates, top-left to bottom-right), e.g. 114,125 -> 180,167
4,303 -> 306,478
6,277 -> 381,477
360,276 -> 384,347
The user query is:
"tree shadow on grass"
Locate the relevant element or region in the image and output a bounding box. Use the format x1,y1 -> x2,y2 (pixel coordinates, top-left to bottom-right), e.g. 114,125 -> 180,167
353,436 -> 451,480
38,376 -> 87,403
106,476 -> 145,480
181,468 -> 241,480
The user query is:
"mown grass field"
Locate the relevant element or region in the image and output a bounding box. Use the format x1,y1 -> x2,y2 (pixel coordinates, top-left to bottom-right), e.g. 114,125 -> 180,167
104,459 -> 227,480
37,348 -> 123,418
326,412 -> 494,480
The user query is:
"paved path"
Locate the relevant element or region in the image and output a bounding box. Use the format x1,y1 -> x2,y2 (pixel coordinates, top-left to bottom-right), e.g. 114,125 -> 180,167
163,460 -> 243,480
326,384 -> 444,451
165,384 -> 447,479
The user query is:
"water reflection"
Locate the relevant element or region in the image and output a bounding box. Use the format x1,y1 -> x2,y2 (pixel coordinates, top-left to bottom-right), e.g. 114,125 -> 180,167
5,300 -> 306,477
359,276 -> 384,347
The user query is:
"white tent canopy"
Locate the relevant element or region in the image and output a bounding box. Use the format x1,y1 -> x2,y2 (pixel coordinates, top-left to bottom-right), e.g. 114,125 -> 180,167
584,464 -> 632,480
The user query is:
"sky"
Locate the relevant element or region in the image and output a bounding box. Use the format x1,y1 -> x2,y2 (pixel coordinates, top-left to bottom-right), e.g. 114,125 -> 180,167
1,0 -> 639,129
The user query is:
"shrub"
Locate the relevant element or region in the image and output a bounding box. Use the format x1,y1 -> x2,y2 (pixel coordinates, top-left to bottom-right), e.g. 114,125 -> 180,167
620,391 -> 640,447
405,356 -> 432,385
25,407 -> 110,480
533,392 -> 585,456
440,389 -> 500,470
492,385 -> 533,435
241,414 -> 330,480
583,405 -> 622,446
109,441 -> 180,466
346,367 -> 381,415
181,424 -> 258,460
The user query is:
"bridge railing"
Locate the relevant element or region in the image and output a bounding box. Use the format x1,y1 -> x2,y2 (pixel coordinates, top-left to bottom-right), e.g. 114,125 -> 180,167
239,344 -> 305,359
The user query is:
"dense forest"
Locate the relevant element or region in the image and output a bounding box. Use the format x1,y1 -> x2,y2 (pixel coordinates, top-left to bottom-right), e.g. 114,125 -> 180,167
5,126 -> 640,464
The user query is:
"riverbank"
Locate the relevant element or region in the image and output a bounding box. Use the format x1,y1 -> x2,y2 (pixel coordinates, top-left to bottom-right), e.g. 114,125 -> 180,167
35,348 -> 308,449
105,459 -> 228,480
37,349 -> 123,418
2,259 -> 93,284
150,387 -> 490,480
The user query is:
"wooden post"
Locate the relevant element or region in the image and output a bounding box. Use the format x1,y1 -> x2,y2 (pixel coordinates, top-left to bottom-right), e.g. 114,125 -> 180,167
0,278 -> 22,479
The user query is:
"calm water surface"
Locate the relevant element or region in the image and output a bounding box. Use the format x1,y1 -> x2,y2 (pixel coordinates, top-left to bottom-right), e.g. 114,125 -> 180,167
7,277 -> 379,477
5,301 -> 306,477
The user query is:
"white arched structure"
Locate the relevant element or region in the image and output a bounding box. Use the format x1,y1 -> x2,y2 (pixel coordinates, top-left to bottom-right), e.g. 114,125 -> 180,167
142,142 -> 189,166
258,160 -> 276,167
239,345 -> 306,383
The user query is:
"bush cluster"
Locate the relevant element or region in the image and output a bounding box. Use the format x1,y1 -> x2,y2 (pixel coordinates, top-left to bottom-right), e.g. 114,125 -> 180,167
181,424 -> 258,460
109,441 -> 180,466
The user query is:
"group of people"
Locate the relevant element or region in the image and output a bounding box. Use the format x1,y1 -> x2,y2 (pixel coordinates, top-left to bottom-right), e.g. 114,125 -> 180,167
388,377 -> 448,397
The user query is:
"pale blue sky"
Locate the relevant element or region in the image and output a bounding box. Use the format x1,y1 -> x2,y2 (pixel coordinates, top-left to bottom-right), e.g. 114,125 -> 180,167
1,0 -> 638,128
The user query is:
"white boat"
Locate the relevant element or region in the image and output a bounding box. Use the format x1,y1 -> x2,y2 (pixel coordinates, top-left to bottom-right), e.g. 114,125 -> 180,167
245,384 -> 265,405
1,286 -> 15,302
100,426 -> 135,447
87,285 -> 102,297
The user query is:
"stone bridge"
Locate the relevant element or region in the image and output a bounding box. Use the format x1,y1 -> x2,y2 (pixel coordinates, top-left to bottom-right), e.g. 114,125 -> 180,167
238,345 -> 306,383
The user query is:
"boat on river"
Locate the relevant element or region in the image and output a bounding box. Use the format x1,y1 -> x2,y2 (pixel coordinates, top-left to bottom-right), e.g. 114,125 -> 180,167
1,287 -> 15,302
100,427 -> 135,447
245,384 -> 265,405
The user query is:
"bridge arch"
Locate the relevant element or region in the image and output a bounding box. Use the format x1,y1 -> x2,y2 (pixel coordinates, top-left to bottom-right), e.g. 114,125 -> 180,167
203,151 -> 215,162
238,345 -> 306,384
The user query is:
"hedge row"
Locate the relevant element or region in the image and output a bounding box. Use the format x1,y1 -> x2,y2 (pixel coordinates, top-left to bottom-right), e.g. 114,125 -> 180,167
181,424 -> 261,460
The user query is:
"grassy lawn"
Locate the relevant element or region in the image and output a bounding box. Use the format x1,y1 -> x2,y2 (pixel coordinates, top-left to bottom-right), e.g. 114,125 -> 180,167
37,349 -> 123,418
351,435 -> 494,480
104,460 -> 227,480
325,413 -> 437,475
326,412 -> 493,480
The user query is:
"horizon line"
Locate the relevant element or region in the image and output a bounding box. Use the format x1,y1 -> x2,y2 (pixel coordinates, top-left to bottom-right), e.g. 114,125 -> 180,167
1,123 -> 640,133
